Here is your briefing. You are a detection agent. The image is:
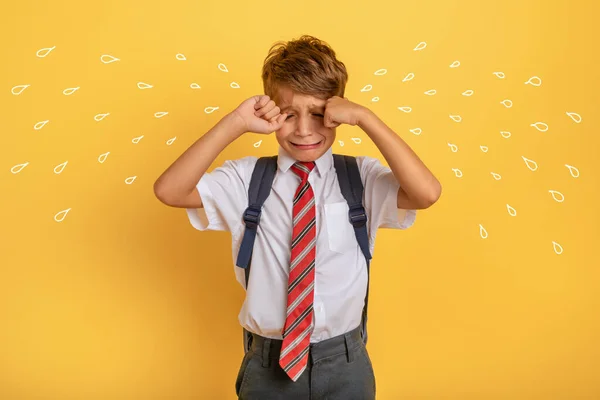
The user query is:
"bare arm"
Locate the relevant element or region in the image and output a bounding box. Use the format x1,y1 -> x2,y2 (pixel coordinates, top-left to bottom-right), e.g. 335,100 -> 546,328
153,95 -> 287,208
357,108 -> 442,210
153,112 -> 246,208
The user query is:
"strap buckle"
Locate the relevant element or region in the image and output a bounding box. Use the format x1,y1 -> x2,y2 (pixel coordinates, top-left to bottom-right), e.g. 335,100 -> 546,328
348,204 -> 367,227
242,206 -> 262,229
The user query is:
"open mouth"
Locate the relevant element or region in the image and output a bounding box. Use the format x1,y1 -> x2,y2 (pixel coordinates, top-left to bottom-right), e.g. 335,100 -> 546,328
291,140 -> 323,149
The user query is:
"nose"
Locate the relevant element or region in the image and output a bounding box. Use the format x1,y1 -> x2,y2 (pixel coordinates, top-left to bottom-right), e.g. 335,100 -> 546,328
295,115 -> 313,137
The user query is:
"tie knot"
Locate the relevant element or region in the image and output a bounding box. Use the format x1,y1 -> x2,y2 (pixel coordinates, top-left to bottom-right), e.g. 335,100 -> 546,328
291,161 -> 315,180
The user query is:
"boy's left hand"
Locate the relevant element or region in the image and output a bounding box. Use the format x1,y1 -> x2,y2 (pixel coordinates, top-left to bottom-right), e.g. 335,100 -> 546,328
323,96 -> 367,128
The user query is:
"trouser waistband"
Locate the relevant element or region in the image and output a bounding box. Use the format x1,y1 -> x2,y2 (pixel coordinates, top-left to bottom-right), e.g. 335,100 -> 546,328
248,325 -> 364,367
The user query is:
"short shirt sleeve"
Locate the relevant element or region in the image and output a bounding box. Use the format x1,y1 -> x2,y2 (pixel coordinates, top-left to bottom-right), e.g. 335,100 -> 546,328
356,156 -> 417,241
185,156 -> 257,236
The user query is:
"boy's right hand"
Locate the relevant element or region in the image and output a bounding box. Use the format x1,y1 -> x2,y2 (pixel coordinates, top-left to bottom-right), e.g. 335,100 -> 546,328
231,95 -> 288,135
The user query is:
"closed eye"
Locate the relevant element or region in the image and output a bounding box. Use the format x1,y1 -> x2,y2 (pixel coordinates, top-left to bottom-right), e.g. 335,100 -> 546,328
285,114 -> 324,120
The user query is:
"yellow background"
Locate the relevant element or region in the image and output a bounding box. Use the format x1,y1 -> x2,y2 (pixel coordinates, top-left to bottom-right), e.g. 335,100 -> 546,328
2,0 -> 599,398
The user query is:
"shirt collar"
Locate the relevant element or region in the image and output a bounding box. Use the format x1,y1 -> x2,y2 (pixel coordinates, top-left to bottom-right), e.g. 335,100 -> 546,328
277,145 -> 333,178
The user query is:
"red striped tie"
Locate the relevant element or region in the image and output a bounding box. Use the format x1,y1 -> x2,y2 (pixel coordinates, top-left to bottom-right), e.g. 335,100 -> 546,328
279,161 -> 317,381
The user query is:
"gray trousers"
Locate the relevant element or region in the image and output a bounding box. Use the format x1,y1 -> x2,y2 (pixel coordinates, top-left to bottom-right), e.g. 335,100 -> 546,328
235,325 -> 376,399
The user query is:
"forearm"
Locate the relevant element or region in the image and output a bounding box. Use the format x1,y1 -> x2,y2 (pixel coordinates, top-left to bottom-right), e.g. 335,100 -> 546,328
357,108 -> 441,207
153,112 -> 246,203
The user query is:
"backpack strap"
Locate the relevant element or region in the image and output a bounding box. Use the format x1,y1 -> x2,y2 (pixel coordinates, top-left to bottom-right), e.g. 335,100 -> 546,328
333,154 -> 373,345
235,155 -> 278,354
236,155 -> 278,273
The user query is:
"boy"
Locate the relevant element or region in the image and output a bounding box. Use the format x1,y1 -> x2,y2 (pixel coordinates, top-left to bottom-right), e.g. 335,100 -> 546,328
154,35 -> 441,400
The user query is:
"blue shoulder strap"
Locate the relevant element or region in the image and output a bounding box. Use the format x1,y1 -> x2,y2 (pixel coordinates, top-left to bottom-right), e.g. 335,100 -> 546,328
236,155 -> 278,353
332,154 -> 373,345
236,155 -> 278,273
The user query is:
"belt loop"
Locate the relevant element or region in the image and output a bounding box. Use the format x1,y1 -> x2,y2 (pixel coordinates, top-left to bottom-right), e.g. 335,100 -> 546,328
262,338 -> 271,367
344,333 -> 354,363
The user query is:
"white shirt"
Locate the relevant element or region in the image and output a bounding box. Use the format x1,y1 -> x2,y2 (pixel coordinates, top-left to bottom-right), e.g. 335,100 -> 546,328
186,146 -> 416,342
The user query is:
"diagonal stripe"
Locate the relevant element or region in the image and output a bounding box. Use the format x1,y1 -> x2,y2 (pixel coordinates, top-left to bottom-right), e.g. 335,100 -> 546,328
284,345 -> 310,373
281,328 -> 311,371
290,237 -> 316,270
286,281 -> 314,317
296,163 -> 310,174
291,361 -> 308,382
292,163 -> 310,175
288,260 -> 315,293
293,181 -> 310,205
292,217 -> 315,248
288,249 -> 315,286
293,197 -> 315,226
280,321 -> 313,359
283,303 -> 313,336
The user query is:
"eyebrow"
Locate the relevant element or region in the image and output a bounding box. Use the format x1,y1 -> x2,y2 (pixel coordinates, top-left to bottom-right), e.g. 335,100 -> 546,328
281,104 -> 325,112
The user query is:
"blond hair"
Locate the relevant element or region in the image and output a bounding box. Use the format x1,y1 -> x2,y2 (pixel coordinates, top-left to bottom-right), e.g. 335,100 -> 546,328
261,35 -> 348,103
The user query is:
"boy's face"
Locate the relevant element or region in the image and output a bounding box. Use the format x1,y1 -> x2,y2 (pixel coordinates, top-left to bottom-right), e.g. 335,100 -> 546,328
273,86 -> 336,162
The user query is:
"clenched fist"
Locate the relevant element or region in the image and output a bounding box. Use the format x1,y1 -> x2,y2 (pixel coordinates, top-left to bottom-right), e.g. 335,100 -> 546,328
232,95 -> 288,134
